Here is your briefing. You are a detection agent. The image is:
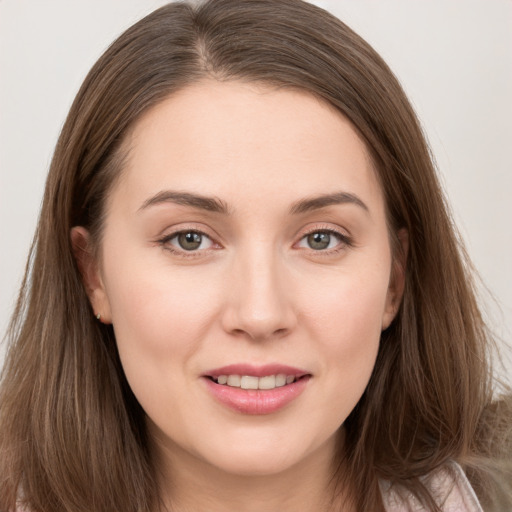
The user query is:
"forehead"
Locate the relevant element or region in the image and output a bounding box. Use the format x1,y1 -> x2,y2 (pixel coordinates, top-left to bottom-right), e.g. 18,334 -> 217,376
113,79 -> 383,214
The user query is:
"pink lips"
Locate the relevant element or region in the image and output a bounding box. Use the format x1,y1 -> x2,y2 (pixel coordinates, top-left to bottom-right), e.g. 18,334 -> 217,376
202,364 -> 311,415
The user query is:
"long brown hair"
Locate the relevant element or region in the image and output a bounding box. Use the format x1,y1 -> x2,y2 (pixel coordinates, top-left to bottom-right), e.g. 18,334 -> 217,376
1,1 -> 510,510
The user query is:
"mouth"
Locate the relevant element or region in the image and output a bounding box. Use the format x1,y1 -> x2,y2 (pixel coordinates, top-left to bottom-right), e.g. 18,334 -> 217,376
207,373 -> 305,390
202,364 -> 312,415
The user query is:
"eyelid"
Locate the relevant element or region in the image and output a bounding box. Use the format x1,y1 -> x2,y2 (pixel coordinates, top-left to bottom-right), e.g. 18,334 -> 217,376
155,222 -> 352,258
294,224 -> 353,252
155,224 -> 222,257
169,231 -> 214,250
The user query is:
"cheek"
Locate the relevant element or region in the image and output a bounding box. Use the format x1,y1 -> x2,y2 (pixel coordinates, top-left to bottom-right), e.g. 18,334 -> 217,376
303,264 -> 389,345
104,248 -> 219,351
101,246 -> 223,408
300,267 -> 389,414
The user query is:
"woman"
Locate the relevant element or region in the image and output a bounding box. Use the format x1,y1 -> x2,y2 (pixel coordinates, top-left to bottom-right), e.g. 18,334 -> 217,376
0,0 -> 510,510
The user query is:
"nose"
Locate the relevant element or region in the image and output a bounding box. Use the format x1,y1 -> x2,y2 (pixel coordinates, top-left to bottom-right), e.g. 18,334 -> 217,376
221,247 -> 297,342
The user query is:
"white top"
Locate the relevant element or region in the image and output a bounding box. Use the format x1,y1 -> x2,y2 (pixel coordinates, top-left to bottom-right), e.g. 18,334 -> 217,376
380,462 -> 483,511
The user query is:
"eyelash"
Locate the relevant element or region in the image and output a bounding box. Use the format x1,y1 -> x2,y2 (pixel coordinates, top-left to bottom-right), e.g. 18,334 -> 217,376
297,226 -> 353,255
156,229 -> 217,259
156,226 -> 353,258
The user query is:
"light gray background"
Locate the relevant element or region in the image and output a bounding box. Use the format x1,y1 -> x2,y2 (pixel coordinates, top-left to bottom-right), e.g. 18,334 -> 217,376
1,1 -> 511,379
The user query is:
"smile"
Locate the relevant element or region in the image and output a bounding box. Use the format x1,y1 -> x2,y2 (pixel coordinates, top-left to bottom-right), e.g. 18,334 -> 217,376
210,374 -> 297,390
203,364 -> 311,415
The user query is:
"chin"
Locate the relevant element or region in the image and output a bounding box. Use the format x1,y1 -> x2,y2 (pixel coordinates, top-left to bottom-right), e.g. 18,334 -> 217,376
203,449 -> 303,478
192,427 -> 332,478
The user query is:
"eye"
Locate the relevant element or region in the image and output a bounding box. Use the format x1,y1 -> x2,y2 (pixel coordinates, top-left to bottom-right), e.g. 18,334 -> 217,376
166,231 -> 214,251
297,230 -> 348,251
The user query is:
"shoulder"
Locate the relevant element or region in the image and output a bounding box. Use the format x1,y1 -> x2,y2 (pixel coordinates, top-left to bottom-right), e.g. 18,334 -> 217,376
380,461 -> 483,512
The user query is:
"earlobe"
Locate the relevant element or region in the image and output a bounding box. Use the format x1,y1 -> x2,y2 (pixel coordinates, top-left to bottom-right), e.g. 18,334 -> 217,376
70,227 -> 112,323
382,228 -> 408,330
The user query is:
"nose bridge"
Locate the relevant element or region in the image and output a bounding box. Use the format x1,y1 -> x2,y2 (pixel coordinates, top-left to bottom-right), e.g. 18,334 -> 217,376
223,241 -> 295,340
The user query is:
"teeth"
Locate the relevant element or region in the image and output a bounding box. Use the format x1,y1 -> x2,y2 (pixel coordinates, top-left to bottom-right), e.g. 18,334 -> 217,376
227,375 -> 241,387
275,374 -> 286,387
240,376 -> 259,390
258,375 -> 276,390
213,373 -> 298,390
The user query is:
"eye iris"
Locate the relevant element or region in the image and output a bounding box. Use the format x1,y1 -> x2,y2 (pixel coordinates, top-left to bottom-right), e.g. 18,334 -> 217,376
307,232 -> 331,250
178,232 -> 202,250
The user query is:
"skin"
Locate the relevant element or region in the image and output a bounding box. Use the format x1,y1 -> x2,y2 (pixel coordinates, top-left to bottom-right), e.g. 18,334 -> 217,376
72,80 -> 406,511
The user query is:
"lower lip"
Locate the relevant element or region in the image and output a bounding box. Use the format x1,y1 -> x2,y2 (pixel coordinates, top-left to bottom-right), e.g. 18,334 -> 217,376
203,376 -> 311,415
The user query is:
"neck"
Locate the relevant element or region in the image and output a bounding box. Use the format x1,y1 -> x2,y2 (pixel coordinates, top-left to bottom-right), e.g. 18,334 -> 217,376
151,429 -> 355,512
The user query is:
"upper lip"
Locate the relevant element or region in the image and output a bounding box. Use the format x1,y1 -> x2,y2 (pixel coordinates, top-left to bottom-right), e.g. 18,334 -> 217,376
204,363 -> 310,379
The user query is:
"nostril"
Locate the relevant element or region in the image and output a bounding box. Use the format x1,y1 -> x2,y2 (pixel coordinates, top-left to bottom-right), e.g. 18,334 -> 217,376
230,327 -> 290,342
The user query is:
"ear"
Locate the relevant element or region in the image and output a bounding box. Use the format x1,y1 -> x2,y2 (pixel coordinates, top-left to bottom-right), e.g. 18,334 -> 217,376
70,226 -> 112,324
382,228 -> 408,330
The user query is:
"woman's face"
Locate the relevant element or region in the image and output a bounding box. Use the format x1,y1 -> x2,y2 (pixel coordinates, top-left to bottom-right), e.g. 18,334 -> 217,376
79,80 -> 404,478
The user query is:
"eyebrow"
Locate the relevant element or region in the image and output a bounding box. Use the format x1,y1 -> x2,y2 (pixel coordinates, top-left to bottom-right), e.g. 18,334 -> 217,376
138,190 -> 230,214
138,189 -> 368,216
289,191 -> 369,215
